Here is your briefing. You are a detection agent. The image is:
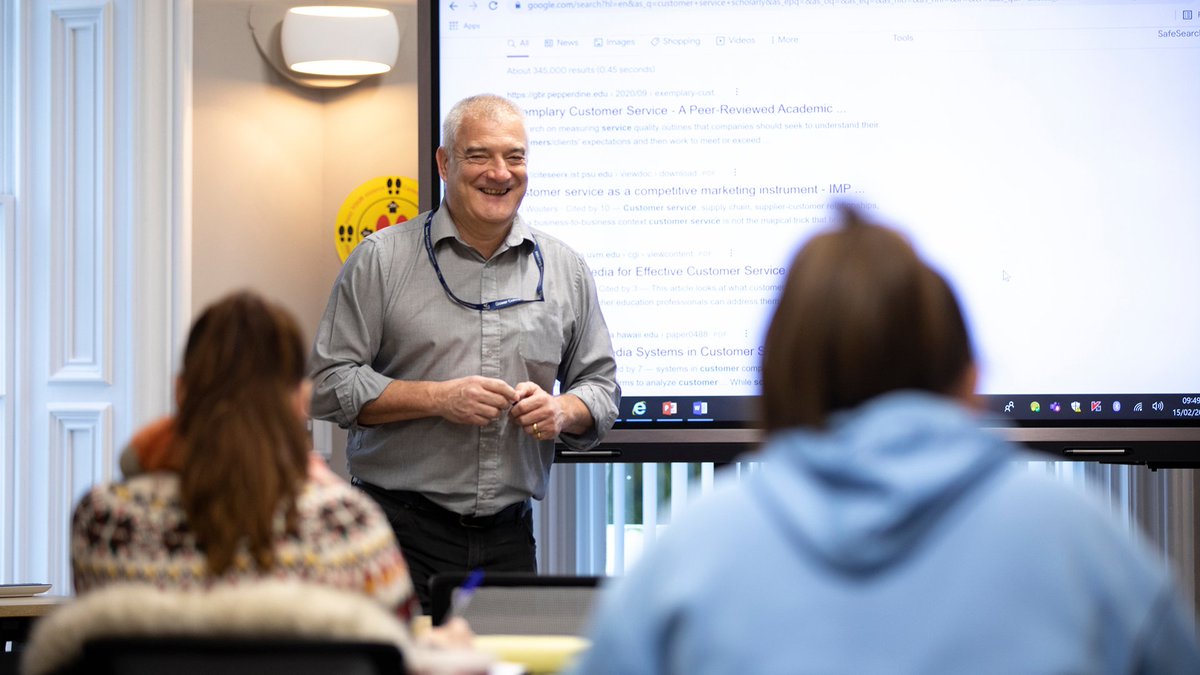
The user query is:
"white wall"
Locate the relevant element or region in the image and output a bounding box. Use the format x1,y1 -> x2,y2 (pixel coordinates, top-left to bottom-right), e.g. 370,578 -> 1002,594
191,0 -> 420,337
191,0 -> 420,475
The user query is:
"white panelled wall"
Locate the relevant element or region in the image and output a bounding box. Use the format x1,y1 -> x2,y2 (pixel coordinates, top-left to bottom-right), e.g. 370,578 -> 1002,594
0,0 -> 187,588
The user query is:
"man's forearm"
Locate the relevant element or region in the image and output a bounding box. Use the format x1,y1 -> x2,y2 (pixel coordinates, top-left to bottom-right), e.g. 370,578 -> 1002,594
558,393 -> 594,436
357,380 -> 442,426
360,376 -> 520,427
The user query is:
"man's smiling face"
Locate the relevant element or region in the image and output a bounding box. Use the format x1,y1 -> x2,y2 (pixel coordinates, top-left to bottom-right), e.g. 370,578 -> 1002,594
437,111 -> 529,236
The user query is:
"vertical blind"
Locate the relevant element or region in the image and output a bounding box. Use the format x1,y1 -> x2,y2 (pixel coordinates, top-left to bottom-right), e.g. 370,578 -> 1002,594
535,460 -> 1198,615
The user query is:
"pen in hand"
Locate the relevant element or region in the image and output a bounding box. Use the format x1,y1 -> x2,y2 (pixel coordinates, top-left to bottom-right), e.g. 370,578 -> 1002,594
449,568 -> 485,620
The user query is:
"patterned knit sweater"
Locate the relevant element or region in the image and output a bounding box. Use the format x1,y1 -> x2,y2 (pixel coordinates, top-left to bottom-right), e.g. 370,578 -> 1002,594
70,464 -> 415,618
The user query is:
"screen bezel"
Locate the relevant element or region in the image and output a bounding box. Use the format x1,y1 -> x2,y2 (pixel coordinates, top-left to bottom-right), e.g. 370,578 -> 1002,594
564,426 -> 1200,468
418,0 -> 1200,468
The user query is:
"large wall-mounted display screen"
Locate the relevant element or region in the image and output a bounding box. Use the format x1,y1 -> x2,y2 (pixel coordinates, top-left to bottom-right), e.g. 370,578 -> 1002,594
428,0 -> 1200,464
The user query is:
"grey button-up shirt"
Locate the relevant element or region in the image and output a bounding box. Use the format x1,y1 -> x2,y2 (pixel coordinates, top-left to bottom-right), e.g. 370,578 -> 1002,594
309,205 -> 620,516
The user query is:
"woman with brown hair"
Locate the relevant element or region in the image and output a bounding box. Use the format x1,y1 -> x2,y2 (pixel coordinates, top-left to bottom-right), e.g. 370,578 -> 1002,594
570,205 -> 1200,675
70,291 -> 415,616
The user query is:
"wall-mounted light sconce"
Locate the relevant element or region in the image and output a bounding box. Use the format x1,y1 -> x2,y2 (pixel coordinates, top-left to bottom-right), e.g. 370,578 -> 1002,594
250,4 -> 401,89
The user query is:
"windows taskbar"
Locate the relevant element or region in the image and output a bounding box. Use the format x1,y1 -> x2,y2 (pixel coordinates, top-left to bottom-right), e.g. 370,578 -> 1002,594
611,394 -> 1200,427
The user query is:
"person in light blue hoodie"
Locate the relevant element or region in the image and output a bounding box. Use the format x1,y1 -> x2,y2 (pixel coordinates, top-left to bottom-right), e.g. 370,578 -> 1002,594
569,205 -> 1200,675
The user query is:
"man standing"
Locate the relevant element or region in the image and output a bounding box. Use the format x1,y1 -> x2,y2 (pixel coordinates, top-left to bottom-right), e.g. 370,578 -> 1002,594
309,94 -> 620,612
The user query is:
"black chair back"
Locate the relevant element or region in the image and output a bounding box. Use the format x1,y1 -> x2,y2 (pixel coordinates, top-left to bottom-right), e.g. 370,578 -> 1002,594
78,636 -> 404,675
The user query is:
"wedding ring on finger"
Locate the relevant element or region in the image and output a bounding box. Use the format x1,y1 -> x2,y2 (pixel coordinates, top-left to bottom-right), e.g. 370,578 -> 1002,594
533,422 -> 541,439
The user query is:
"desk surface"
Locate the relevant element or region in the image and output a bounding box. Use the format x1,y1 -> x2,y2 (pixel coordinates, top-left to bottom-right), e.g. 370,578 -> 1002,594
0,595 -> 69,618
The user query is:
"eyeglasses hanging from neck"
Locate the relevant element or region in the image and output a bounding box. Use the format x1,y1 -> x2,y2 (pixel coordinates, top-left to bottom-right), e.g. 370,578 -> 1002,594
423,210 -> 545,311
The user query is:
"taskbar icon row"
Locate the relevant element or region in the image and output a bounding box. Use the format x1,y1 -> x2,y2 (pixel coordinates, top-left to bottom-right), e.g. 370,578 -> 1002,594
614,396 -> 752,424
987,394 -> 1197,420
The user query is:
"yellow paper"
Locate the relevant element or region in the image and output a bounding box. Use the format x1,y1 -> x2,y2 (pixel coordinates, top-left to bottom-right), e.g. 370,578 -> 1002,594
473,635 -> 591,675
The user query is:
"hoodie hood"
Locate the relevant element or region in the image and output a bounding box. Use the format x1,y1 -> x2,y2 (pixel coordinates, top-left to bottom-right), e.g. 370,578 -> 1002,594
751,391 -> 1011,575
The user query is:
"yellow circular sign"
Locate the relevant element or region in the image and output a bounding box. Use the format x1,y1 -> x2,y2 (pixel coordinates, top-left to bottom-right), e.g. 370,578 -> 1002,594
335,176 -> 420,262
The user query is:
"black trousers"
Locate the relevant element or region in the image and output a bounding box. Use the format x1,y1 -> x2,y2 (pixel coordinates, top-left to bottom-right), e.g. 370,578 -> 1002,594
353,479 -> 537,614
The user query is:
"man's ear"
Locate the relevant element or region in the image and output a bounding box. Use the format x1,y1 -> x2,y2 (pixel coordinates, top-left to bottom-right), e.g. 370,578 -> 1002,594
436,146 -> 450,181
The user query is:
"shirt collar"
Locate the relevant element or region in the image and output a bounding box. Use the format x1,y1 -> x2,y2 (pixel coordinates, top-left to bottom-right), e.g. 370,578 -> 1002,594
432,200 -> 534,253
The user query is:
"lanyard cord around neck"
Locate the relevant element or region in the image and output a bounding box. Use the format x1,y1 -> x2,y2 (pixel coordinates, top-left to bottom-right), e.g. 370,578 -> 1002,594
423,210 -> 545,311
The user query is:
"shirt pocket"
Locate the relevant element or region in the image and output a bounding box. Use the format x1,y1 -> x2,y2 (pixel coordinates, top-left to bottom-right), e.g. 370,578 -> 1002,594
517,300 -> 565,388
